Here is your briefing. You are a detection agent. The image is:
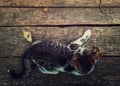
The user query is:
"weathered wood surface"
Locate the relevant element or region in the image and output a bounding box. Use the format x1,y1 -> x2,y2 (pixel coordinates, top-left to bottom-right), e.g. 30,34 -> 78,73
0,57 -> 119,86
0,27 -> 120,57
0,0 -> 120,7
0,0 -> 120,86
0,8 -> 120,26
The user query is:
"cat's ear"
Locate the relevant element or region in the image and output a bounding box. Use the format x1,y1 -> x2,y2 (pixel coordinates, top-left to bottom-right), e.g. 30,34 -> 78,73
92,46 -> 102,59
69,58 -> 81,71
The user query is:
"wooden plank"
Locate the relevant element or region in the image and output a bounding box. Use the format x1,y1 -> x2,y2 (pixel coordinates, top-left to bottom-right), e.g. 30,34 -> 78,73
94,57 -> 120,85
0,27 -> 120,57
0,0 -> 120,7
0,8 -> 120,26
0,57 -> 119,86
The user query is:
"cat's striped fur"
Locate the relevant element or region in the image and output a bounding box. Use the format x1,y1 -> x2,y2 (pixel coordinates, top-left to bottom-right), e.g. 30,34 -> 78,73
8,30 -> 101,79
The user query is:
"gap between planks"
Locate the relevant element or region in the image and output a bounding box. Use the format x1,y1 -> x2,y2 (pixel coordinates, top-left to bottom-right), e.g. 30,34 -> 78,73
0,24 -> 120,27
0,56 -> 119,58
0,6 -> 120,8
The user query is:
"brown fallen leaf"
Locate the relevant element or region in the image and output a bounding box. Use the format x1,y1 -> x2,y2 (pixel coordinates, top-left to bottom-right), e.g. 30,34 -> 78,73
43,8 -> 48,13
23,30 -> 32,43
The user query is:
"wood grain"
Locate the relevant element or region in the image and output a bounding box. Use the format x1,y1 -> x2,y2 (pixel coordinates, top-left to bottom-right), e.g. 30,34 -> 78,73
0,57 -> 119,86
0,0 -> 119,86
0,8 -> 120,26
0,0 -> 120,7
0,27 -> 120,57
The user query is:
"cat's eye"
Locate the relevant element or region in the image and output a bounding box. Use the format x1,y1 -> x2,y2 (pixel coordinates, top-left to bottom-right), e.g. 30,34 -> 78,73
69,44 -> 79,50
92,52 -> 96,54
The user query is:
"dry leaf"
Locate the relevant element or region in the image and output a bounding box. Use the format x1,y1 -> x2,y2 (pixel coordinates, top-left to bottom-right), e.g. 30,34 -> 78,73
43,8 -> 48,12
23,30 -> 32,42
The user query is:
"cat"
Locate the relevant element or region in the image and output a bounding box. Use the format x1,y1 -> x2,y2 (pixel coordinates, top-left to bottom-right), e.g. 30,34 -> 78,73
8,29 -> 102,79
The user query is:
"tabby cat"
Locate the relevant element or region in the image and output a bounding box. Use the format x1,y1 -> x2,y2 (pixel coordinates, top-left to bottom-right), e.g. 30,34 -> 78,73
8,30 -> 102,79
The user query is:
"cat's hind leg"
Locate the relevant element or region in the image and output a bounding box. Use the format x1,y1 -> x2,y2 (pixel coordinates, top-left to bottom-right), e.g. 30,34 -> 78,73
31,59 -> 59,74
23,59 -> 33,78
38,66 -> 59,74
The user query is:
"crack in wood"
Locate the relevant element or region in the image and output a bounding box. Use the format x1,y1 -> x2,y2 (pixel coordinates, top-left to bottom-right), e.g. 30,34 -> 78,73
0,6 -> 120,8
0,24 -> 120,27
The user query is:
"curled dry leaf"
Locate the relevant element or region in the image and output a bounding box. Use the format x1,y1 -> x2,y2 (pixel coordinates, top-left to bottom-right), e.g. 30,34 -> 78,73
23,30 -> 32,43
43,8 -> 49,13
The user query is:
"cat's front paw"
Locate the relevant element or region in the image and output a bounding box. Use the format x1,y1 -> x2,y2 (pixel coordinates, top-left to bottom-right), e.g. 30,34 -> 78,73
73,29 -> 91,45
68,29 -> 91,48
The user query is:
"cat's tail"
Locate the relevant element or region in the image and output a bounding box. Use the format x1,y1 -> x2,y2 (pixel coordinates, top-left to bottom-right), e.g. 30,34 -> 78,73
8,50 -> 32,79
8,68 -> 26,79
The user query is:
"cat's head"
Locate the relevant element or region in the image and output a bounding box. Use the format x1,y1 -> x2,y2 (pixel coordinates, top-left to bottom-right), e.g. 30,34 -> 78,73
69,46 -> 102,73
